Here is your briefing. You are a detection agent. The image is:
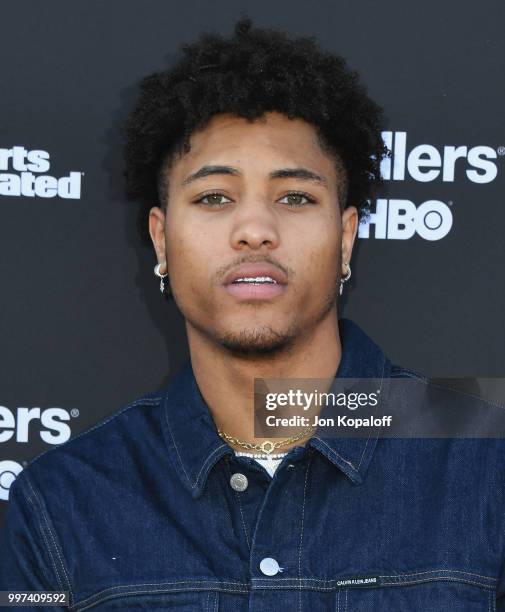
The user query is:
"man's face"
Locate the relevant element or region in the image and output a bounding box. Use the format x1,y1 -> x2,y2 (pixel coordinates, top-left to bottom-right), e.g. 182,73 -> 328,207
150,111 -> 357,354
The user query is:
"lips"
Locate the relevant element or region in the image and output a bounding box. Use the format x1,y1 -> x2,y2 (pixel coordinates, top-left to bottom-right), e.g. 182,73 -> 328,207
223,263 -> 288,286
222,262 -> 288,300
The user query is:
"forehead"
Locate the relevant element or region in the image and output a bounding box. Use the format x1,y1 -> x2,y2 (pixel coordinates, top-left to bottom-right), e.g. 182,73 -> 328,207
169,111 -> 338,183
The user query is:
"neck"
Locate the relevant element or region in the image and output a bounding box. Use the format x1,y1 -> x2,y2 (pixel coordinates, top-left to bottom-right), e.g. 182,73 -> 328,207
186,307 -> 342,454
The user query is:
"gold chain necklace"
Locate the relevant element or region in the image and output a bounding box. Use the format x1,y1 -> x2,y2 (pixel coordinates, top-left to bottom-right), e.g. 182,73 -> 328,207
217,424 -> 316,455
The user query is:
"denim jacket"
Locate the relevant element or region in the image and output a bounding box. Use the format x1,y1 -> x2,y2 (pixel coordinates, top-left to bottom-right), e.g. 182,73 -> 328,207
1,318 -> 505,611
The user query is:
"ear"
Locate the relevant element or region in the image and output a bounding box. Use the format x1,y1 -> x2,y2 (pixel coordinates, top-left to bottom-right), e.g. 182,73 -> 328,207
148,206 -> 168,274
341,205 -> 358,271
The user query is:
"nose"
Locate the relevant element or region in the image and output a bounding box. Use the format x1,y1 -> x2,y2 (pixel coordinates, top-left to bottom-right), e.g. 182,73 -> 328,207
229,198 -> 280,251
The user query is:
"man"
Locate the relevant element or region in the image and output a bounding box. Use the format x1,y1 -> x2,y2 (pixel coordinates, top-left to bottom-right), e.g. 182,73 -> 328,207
1,16 -> 505,611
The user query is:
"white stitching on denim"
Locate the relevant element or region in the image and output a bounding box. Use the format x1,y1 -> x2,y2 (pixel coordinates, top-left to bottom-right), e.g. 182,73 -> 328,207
225,460 -> 251,550
194,444 -> 228,488
250,576 -> 494,590
379,577 -> 494,589
75,587 -> 238,612
298,452 -> 312,612
252,576 -> 496,585
251,568 -> 497,588
390,366 -> 427,381
336,588 -> 340,612
357,356 -> 386,470
75,585 -> 246,611
14,397 -> 162,602
163,401 -> 193,486
19,475 -> 64,593
312,438 -> 359,473
75,587 -> 240,612
235,492 -> 251,549
75,580 -> 249,608
378,569 -> 496,581
63,398 -> 161,444
344,588 -> 348,612
23,472 -> 73,601
310,356 -> 387,479
20,398 -> 161,469
163,395 -> 229,491
392,375 -> 505,412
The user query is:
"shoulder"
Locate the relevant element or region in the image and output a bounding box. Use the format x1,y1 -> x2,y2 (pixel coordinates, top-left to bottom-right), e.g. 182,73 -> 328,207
386,363 -> 505,464
390,363 -> 428,381
389,363 -> 504,411
14,389 -> 165,493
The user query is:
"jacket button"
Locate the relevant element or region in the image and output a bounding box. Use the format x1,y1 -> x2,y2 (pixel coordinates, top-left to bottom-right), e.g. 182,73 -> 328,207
260,557 -> 280,576
230,472 -> 248,492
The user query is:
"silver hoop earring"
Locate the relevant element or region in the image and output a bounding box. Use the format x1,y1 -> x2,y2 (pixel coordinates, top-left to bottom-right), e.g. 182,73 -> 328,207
339,262 -> 351,296
154,263 -> 169,295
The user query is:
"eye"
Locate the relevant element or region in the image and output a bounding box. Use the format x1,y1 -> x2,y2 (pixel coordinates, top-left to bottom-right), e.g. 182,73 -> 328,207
279,191 -> 317,207
193,192 -> 232,207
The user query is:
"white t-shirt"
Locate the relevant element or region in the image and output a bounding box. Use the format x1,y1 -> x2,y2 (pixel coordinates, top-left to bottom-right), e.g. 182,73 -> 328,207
234,450 -> 287,477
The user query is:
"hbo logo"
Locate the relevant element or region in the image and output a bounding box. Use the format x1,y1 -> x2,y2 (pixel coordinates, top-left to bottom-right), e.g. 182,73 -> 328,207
359,199 -> 453,241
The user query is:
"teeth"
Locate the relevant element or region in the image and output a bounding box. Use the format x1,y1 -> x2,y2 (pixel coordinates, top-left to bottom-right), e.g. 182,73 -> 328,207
234,276 -> 277,284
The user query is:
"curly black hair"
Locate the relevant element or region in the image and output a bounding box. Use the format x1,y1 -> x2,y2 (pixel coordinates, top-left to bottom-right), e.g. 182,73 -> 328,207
122,16 -> 389,247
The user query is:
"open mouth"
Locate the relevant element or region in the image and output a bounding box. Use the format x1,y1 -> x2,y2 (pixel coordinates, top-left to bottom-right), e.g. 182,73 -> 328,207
223,263 -> 287,300
232,276 -> 278,285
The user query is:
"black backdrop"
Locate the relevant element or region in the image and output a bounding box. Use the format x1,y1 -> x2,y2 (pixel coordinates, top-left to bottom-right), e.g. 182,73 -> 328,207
1,0 -> 504,526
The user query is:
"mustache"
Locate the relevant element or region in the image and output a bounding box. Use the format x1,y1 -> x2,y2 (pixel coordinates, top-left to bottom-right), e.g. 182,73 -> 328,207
215,254 -> 293,282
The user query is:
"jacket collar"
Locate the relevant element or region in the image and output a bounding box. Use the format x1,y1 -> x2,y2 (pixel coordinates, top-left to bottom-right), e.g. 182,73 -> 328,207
307,318 -> 391,485
161,318 -> 392,499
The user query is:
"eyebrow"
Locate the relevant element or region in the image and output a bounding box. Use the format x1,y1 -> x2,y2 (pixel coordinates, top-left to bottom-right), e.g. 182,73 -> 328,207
181,165 -> 328,187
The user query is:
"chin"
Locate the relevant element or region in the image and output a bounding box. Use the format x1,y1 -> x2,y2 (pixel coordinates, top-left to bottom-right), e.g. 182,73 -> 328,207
217,325 -> 297,356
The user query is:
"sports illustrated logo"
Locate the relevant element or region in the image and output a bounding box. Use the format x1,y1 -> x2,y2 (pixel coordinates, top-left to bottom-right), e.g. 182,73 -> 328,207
0,146 -> 83,199
359,131 -> 502,241
0,404 -> 80,501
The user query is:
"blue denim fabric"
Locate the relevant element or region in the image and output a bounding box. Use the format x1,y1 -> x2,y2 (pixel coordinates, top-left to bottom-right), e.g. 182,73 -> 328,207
1,317 -> 505,611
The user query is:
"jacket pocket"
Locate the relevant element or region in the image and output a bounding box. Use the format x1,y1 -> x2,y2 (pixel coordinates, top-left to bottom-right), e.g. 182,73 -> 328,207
74,590 -> 220,611
335,570 -> 496,612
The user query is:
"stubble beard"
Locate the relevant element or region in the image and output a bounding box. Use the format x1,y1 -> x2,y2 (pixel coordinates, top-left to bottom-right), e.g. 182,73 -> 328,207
188,285 -> 339,357
219,324 -> 298,355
